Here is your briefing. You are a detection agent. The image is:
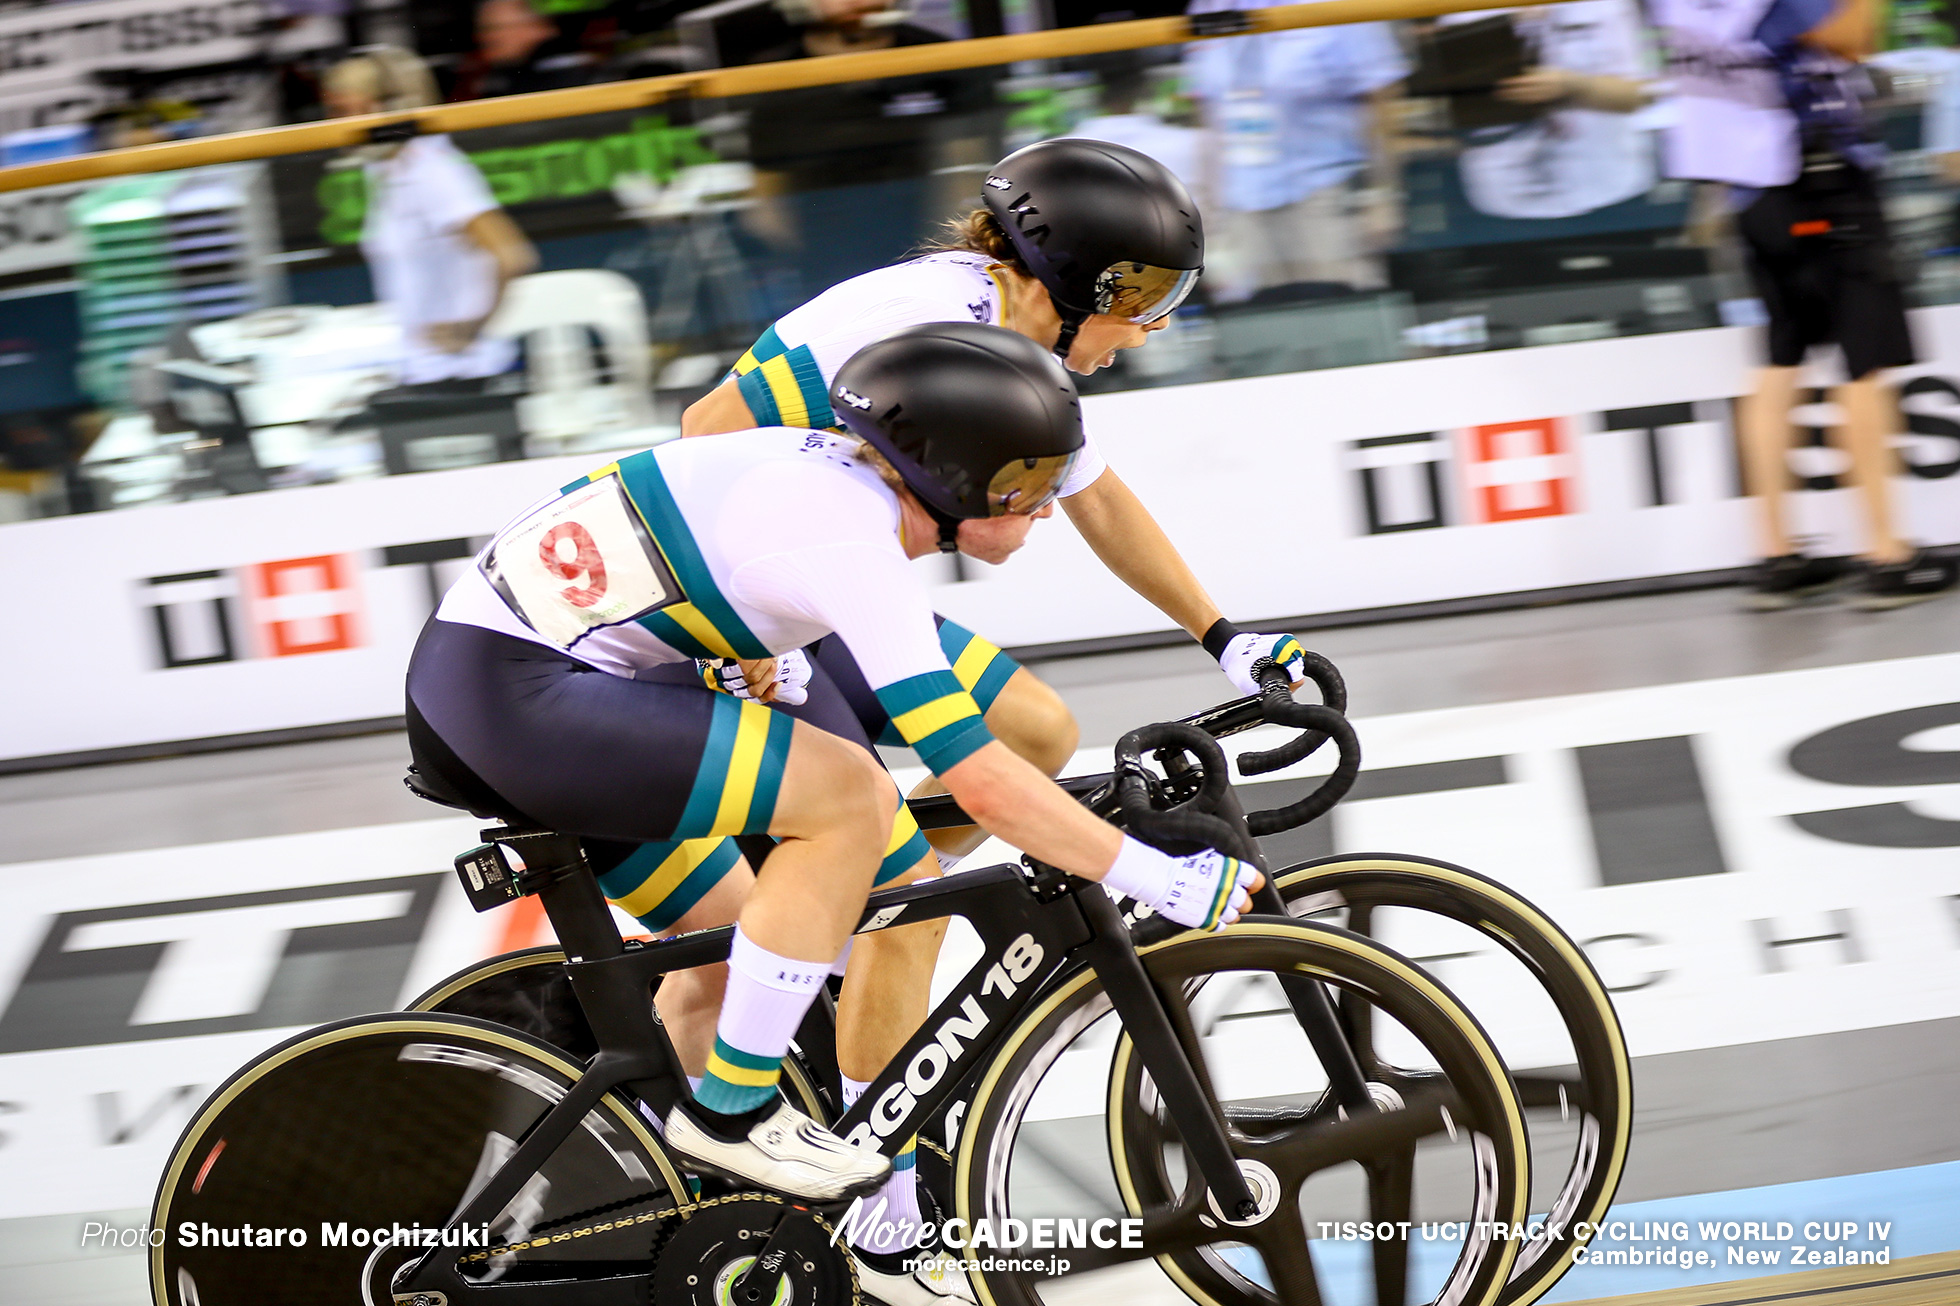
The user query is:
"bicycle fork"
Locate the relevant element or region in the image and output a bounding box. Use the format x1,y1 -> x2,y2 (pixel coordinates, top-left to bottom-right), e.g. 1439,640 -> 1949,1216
1076,886 -> 1263,1221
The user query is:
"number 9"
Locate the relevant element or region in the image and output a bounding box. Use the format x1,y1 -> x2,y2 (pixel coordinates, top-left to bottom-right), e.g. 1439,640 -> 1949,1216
540,522 -> 608,609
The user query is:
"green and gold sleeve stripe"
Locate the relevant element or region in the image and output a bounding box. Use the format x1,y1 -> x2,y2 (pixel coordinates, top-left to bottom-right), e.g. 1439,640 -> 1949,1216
940,621 -> 1021,713
675,697 -> 796,840
877,623 -> 1022,747
599,836 -> 743,933
736,343 -> 833,431
730,324 -> 790,379
877,804 -> 933,886
874,670 -> 994,775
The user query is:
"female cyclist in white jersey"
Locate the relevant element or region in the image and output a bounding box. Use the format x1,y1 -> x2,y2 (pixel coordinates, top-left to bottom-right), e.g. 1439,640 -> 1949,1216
407,325 -> 1261,1305
670,141 -> 1308,1304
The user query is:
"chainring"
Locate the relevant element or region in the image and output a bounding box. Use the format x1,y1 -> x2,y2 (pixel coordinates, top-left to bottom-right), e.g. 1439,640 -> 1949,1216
651,1195 -> 859,1306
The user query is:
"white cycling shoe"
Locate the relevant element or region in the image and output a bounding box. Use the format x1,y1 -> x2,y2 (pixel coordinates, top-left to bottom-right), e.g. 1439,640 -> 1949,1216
662,1099 -> 891,1202
852,1246 -> 977,1306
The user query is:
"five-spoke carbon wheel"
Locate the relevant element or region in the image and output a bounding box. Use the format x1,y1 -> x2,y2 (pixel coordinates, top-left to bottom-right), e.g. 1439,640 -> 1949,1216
1269,855 -> 1632,1306
957,918 -> 1530,1306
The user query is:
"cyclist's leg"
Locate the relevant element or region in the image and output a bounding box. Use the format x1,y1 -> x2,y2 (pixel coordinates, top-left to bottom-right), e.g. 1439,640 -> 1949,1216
812,617 -> 1079,861
407,620 -> 893,1196
586,837 -> 756,1079
583,660 -> 943,1086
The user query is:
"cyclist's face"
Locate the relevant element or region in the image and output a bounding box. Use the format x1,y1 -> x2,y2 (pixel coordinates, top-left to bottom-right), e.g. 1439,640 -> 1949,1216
1064,314 -> 1167,374
957,502 -> 1053,563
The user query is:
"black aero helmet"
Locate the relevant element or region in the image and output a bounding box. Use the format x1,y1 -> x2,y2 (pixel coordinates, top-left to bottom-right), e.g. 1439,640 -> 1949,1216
981,138 -> 1204,358
832,322 -> 1083,552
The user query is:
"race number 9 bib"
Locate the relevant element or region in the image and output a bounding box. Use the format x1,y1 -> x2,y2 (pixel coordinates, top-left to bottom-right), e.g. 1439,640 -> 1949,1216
480,474 -> 683,649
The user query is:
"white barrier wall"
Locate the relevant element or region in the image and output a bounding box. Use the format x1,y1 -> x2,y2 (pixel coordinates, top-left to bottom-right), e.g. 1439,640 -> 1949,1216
5,314 -> 1960,763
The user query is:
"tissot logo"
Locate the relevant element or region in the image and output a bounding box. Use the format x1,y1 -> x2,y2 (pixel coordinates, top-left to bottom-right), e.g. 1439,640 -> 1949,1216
140,537 -> 479,668
1349,385 -> 1960,537
0,875 -> 446,1052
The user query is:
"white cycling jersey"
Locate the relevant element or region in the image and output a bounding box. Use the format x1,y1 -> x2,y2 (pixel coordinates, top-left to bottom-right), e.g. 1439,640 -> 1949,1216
729,251 -> 1108,500
438,428 -> 996,772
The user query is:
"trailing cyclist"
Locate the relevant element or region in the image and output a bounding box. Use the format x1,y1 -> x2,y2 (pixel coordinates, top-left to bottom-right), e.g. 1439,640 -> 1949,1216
684,135 -> 1312,815
403,323 -> 1263,1300
677,136 -> 1308,1298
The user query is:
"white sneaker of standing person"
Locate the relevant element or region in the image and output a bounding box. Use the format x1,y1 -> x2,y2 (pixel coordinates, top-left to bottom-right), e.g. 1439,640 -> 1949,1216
662,1099 -> 891,1202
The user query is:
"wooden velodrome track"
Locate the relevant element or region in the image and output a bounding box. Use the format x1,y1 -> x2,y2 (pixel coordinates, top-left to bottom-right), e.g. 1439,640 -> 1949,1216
1569,1251 -> 1960,1306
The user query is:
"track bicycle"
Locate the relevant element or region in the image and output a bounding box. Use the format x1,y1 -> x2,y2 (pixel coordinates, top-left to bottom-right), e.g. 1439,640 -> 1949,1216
148,673 -> 1533,1306
415,658 -> 1631,1306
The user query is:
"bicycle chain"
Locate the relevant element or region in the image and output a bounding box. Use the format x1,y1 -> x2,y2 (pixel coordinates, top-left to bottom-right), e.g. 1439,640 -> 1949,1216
457,1186 -> 863,1305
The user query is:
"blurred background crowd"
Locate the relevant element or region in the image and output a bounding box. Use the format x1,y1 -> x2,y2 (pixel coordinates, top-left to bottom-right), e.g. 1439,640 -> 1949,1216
0,0 -> 1955,527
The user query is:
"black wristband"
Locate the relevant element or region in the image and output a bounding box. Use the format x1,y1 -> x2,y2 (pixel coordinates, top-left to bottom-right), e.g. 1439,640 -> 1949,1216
1201,618 -> 1243,661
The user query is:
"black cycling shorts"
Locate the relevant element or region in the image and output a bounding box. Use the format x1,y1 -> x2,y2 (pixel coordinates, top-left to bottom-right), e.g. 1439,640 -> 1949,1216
1735,169 -> 1916,379
405,619 -> 944,931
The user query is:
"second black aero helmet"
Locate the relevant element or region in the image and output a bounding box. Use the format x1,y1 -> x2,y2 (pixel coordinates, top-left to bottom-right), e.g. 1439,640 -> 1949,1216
981,138 -> 1205,354
831,322 -> 1083,549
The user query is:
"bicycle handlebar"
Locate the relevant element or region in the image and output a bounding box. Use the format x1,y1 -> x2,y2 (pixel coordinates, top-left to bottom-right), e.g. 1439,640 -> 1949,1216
1239,661 -> 1362,837
905,647 -> 1361,840
1111,722 -> 1256,861
1237,650 -> 1345,774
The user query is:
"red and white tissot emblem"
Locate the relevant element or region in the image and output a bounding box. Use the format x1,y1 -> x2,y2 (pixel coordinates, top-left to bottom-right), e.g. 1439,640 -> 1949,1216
1459,419 -> 1578,523
246,554 -> 363,657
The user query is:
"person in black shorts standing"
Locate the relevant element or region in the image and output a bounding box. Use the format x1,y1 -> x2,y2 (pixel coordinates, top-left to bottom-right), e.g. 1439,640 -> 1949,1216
1654,0 -> 1957,609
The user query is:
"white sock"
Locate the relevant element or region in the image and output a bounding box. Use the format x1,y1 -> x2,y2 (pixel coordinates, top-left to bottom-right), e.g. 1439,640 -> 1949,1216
838,1074 -> 923,1256
694,926 -> 830,1116
830,938 -> 854,977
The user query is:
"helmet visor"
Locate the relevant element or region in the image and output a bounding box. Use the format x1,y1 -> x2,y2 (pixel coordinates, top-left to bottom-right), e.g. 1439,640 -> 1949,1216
987,451 -> 1079,516
1093,262 -> 1200,324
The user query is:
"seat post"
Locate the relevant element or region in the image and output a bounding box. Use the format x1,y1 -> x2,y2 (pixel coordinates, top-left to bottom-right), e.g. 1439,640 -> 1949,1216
484,829 -> 624,962
533,857 -> 626,963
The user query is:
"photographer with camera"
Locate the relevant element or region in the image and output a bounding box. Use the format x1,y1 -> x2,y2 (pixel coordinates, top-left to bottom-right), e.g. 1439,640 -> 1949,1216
1653,0 -> 1957,608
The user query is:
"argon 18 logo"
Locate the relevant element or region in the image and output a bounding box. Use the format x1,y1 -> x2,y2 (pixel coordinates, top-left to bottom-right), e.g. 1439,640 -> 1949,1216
844,933 -> 1043,1148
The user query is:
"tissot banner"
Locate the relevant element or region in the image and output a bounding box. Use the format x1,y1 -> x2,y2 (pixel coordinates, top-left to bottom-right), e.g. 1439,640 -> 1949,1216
4,314 -> 1959,763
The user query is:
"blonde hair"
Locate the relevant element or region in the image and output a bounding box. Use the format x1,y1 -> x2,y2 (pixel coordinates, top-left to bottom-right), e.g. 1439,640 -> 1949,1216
848,438 -> 910,494
326,46 -> 438,113
926,207 -> 1028,275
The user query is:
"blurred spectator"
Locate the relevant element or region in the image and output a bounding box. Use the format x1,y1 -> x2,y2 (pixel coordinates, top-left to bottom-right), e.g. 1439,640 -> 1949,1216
448,0 -> 601,101
1066,54 -> 1209,212
723,0 -> 996,281
1448,1 -> 1656,219
1910,41 -> 1960,181
325,48 -> 539,385
1652,0 -> 1957,607
1181,0 -> 1407,300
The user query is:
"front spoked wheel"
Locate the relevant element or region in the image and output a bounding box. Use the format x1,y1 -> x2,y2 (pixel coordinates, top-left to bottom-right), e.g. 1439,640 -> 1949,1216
956,918 -> 1530,1306
1271,855 -> 1632,1306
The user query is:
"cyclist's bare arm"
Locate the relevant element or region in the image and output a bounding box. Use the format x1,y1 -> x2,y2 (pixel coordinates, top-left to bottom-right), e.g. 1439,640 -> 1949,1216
1062,468 -> 1225,641
681,378 -> 757,437
938,738 -> 1264,893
